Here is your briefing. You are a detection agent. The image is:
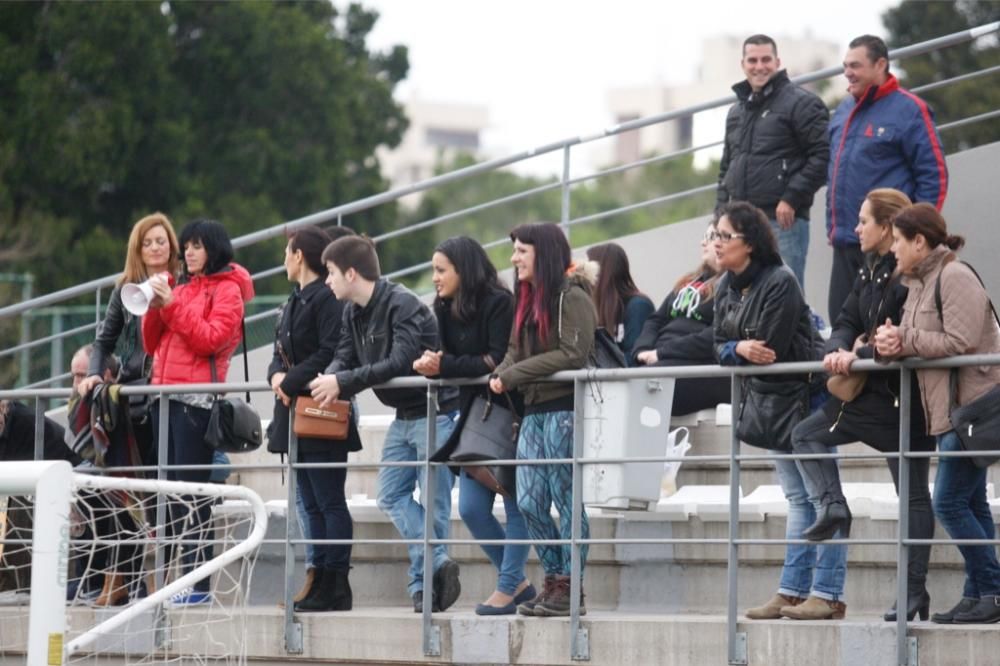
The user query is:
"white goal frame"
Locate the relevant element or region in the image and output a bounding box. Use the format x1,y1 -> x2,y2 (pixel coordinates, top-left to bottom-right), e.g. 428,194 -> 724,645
0,460 -> 267,666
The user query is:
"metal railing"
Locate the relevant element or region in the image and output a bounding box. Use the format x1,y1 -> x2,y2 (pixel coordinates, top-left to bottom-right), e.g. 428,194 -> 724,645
4,353 -> 1000,665
2,21 -> 998,388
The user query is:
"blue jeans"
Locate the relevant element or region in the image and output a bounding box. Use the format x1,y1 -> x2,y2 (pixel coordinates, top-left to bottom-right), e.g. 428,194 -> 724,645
933,431 -> 1000,597
769,217 -> 809,289
516,411 -> 589,577
773,456 -> 847,601
458,470 -> 530,595
294,484 -> 315,568
298,448 -> 352,570
376,415 -> 456,597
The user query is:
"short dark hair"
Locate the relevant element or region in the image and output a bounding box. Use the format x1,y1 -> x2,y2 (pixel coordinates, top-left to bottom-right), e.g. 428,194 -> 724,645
743,34 -> 777,56
849,34 -> 890,74
321,235 -> 380,281
433,236 -> 509,323
718,201 -> 782,267
178,219 -> 234,276
892,203 -> 965,251
288,226 -> 335,277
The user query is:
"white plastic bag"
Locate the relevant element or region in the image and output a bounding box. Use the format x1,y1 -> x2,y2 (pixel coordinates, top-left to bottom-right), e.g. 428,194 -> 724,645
662,427 -> 691,496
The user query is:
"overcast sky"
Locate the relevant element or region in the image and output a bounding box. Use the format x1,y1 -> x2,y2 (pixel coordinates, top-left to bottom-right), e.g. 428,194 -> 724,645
364,0 -> 900,175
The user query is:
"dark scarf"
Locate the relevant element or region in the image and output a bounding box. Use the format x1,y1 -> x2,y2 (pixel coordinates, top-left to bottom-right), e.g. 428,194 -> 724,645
728,258 -> 765,293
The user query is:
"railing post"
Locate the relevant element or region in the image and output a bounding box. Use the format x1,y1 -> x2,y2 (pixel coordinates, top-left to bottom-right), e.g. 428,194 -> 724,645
422,384 -> 441,656
50,310 -> 64,402
284,405 -> 303,654
154,393 -> 170,648
896,368 -> 915,665
33,397 -> 44,461
570,377 -> 590,660
727,374 -> 747,665
560,145 -> 572,241
19,275 -> 33,387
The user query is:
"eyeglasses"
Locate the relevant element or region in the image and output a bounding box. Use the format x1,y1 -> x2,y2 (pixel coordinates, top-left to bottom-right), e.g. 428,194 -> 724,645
706,230 -> 746,243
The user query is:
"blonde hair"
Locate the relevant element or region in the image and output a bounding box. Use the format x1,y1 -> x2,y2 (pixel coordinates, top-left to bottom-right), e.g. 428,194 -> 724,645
119,213 -> 180,285
865,188 -> 912,228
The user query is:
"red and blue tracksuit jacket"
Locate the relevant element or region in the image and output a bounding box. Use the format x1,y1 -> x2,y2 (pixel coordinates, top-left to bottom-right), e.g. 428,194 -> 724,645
826,74 -> 948,247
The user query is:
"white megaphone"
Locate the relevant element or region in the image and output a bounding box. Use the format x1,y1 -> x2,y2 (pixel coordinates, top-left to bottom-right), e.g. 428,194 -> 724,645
121,278 -> 158,316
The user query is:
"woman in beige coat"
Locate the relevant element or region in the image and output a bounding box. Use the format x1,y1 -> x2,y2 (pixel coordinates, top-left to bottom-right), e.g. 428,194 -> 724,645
875,203 -> 1000,624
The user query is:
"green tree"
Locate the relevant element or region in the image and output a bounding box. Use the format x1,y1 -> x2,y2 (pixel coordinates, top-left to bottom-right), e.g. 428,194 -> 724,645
882,0 -> 1000,151
0,1 -> 408,295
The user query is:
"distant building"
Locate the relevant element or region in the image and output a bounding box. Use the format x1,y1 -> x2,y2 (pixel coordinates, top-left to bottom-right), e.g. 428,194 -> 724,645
606,33 -> 841,168
377,95 -> 489,197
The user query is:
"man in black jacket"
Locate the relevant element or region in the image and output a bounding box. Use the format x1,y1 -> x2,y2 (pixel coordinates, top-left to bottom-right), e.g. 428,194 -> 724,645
309,235 -> 461,612
717,34 -> 830,288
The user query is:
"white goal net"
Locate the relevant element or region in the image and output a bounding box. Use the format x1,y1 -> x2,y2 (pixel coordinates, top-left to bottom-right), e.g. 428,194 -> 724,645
0,461 -> 266,665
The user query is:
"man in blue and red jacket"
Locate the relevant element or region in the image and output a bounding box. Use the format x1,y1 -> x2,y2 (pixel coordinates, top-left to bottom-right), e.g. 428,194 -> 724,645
826,34 -> 948,321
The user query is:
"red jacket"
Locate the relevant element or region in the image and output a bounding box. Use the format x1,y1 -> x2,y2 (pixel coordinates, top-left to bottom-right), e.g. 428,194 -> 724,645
142,264 -> 255,385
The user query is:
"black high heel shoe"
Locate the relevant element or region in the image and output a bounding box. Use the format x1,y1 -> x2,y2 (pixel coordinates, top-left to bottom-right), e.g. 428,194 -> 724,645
803,501 -> 852,542
884,589 -> 930,622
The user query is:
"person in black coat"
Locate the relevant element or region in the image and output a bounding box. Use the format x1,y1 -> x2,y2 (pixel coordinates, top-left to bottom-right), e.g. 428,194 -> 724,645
414,236 -> 534,616
267,225 -> 360,613
792,188 -> 936,622
632,223 -> 730,415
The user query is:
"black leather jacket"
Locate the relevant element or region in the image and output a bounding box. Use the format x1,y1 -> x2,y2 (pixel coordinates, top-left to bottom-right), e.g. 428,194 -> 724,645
716,70 -> 830,221
714,262 -> 819,380
89,285 -> 149,383
326,279 -> 457,412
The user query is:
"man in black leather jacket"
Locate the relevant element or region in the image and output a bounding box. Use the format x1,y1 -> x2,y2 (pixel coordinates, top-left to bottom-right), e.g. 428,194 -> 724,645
717,34 -> 830,288
309,235 -> 461,613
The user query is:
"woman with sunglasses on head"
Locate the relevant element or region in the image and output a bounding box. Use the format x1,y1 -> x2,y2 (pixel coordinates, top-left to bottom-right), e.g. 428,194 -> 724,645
414,236 -> 534,616
632,222 -> 729,415
712,202 -> 841,622
267,225 -> 361,613
489,222 -> 597,618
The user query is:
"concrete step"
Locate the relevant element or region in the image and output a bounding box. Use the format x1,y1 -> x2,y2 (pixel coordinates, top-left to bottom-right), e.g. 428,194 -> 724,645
9,606 -> 997,665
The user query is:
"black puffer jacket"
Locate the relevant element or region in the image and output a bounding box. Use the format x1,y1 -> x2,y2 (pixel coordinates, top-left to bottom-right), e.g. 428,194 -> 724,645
716,70 -> 830,221
327,279 -> 458,412
267,279 -> 361,455
823,251 -> 930,440
89,285 -> 149,383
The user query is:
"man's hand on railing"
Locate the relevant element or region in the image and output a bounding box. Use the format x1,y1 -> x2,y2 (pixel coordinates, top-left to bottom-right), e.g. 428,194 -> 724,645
823,350 -> 858,376
412,350 -> 442,377
309,373 -> 341,408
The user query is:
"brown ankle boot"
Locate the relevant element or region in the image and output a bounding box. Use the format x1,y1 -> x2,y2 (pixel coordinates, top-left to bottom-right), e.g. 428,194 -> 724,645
745,593 -> 805,620
278,567 -> 316,609
534,575 -> 586,617
780,595 -> 847,620
94,574 -> 128,607
518,574 -> 556,616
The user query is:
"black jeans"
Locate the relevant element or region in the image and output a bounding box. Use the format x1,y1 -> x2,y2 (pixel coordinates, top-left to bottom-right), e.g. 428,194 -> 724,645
152,400 -> 214,592
654,359 -> 732,417
298,447 -> 353,570
828,243 -> 864,325
792,405 -> 935,586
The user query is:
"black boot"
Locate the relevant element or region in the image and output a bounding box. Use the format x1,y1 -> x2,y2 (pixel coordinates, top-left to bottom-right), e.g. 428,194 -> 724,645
953,595 -> 1000,624
931,596 -> 978,624
329,568 -> 352,611
802,501 -> 852,542
884,586 -> 930,621
295,568 -> 335,612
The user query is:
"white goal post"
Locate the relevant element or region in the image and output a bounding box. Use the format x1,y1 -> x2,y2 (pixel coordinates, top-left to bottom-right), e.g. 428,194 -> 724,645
0,460 -> 267,666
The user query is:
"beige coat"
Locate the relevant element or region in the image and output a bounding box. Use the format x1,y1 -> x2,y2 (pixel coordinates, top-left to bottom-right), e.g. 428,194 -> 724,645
895,245 -> 1000,435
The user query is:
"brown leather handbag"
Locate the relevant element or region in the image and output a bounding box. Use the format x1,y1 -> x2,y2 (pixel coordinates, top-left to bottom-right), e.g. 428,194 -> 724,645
293,397 -> 350,440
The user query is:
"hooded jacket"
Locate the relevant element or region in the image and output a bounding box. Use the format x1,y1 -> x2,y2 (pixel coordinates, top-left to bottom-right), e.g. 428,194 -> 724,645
717,70 -> 830,221
631,270 -> 717,365
142,264 -> 255,386
495,263 -> 597,407
891,245 -> 1000,435
826,74 -> 948,246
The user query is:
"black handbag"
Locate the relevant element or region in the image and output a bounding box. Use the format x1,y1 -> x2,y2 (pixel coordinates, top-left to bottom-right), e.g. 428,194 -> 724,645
736,377 -> 809,452
204,320 -> 263,454
590,327 -> 627,369
451,392 -> 520,497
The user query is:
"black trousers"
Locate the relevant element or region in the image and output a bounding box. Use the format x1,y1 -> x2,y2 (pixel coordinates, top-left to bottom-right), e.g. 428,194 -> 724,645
654,359 -> 732,417
792,405 -> 935,586
828,243 -> 864,324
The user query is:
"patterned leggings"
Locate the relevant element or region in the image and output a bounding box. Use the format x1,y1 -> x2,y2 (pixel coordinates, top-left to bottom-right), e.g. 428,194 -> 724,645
515,410 -> 589,576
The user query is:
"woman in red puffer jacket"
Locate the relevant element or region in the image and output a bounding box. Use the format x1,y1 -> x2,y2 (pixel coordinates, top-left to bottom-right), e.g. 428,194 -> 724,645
141,218 -> 254,605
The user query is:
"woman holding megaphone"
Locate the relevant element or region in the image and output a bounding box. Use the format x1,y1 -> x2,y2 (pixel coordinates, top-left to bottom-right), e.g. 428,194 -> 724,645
78,213 -> 181,396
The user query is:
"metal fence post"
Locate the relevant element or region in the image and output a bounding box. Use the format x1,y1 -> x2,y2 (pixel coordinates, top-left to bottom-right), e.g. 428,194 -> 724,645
154,393 -> 170,648
896,368 -> 915,665
570,377 -> 590,660
284,407 -> 303,653
727,374 -> 747,665
561,145 -> 572,242
422,384 -> 442,656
